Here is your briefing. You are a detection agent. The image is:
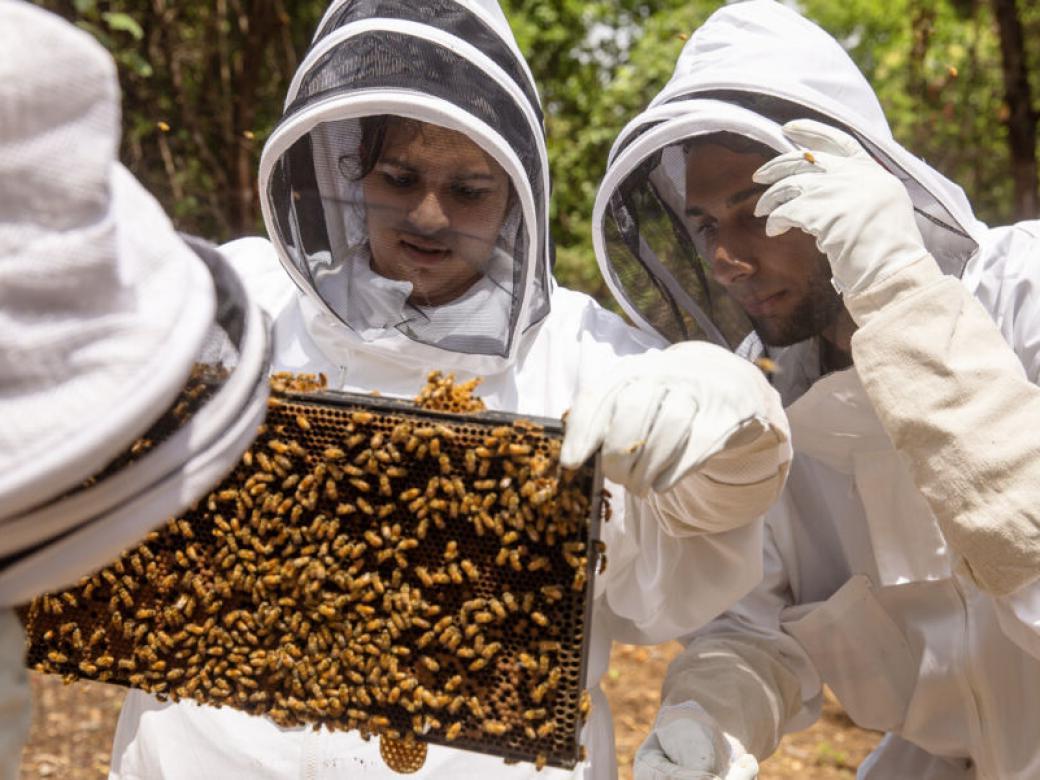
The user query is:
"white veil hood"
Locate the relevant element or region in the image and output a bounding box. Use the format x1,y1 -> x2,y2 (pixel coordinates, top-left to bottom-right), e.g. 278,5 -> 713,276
261,0 -> 552,376
655,0 -> 985,285
593,0 -> 989,350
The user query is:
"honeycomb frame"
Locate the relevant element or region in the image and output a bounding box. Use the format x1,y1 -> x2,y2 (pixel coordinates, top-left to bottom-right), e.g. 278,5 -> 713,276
22,387 -> 603,771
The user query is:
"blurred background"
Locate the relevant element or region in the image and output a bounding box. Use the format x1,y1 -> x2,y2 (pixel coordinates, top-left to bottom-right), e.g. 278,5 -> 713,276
32,0 -> 1040,305
19,1 -> 1040,777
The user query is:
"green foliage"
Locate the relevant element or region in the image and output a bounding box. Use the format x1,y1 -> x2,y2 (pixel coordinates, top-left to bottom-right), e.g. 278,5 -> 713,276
504,0 -> 723,297
36,0 -> 1039,303
800,0 -> 1026,224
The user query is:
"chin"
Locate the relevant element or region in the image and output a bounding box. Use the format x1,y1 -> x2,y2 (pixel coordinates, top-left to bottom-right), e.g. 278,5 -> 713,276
752,318 -> 814,348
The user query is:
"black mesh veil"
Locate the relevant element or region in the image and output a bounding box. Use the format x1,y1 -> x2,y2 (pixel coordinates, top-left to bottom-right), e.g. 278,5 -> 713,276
595,96 -> 980,354
603,139 -> 752,348
263,21 -> 550,361
311,0 -> 543,125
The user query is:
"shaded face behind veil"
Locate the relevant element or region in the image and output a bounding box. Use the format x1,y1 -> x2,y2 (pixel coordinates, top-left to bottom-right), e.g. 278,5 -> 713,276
357,118 -> 512,307
683,139 -> 843,347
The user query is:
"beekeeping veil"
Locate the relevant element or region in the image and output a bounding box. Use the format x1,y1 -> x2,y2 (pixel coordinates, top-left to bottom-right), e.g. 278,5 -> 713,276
259,0 -> 550,375
0,3 -> 270,605
593,0 -> 984,358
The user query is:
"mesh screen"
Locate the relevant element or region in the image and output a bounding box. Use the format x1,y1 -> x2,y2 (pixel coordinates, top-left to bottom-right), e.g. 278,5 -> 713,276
21,378 -> 603,772
287,30 -> 546,252
270,116 -> 531,357
663,90 -> 979,279
271,24 -> 556,354
312,0 -> 542,125
602,145 -> 752,349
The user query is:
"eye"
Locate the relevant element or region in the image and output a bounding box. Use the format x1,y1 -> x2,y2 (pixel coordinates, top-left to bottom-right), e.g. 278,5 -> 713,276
694,220 -> 717,240
382,171 -> 416,189
451,183 -> 492,202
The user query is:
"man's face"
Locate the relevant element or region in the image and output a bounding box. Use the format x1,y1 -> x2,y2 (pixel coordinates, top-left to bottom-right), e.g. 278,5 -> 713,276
684,142 -> 843,346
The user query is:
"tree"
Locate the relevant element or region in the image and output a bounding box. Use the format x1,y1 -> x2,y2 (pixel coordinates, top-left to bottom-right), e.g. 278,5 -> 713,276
36,0 -> 327,239
35,0 -> 1040,301
992,0 -> 1038,219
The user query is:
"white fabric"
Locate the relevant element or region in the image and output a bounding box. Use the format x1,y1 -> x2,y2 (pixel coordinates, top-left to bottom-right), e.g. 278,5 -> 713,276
651,0 -> 986,283
108,236 -> 771,780
604,1 -> 1040,777
843,254 -> 1040,595
260,0 -> 550,375
313,244 -> 516,350
660,360 -> 1040,779
561,341 -> 790,498
753,120 -> 930,297
0,3 -> 270,604
634,703 -> 758,780
660,283 -> 1040,778
0,2 -> 216,520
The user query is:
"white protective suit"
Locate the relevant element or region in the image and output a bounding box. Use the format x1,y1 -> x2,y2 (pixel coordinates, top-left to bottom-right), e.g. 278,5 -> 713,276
591,2 -> 1040,778
0,4 -> 269,779
109,2 -> 790,778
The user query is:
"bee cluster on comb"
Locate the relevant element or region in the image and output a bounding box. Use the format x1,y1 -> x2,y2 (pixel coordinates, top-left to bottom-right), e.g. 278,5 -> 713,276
22,372 -> 604,772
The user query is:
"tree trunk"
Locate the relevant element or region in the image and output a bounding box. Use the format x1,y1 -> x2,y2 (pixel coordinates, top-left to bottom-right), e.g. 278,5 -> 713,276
992,0 -> 1039,220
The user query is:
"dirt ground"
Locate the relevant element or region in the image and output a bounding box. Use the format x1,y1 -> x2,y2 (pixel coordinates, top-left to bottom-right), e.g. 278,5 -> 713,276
19,641 -> 878,779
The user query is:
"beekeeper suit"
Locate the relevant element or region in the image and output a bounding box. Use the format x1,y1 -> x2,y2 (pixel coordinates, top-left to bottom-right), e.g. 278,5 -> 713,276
592,2 -> 1040,778
0,4 -> 269,779
109,1 -> 792,778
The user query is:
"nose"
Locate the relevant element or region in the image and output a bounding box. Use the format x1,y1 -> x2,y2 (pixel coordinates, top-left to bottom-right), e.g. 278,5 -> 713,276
710,232 -> 755,287
407,190 -> 450,235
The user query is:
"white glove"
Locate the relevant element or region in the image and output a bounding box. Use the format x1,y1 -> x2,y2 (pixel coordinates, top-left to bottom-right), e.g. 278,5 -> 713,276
634,703 -> 759,780
560,342 -> 783,497
752,119 -> 929,297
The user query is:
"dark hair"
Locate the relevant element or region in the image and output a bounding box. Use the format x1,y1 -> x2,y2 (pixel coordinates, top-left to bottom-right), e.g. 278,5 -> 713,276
682,131 -> 777,159
338,115 -> 422,181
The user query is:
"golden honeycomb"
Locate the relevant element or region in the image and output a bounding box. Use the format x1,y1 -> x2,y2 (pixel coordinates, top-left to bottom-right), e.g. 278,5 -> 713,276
22,372 -> 603,771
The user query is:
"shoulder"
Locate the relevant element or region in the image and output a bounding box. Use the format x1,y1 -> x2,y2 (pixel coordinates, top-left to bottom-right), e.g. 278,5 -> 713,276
544,285 -> 666,356
973,222 -> 1040,380
219,237 -> 297,319
974,221 -> 1040,288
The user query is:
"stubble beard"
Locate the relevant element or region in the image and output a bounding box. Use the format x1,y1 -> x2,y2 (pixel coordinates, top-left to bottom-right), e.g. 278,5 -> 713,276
750,255 -> 845,347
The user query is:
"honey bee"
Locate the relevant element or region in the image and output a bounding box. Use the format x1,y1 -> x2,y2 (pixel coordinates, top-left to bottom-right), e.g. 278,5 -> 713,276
483,720 -> 509,736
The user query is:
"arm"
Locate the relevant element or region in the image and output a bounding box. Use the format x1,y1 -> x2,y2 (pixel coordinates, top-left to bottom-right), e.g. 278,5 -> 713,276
562,337 -> 791,641
846,254 -> 1040,596
754,119 -> 1040,597
598,490 -> 765,645
659,526 -> 820,759
634,523 -> 822,779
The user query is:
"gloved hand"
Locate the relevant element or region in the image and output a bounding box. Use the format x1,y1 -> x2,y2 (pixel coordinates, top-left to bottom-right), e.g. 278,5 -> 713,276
560,341 -> 785,497
634,703 -> 759,780
752,118 -> 929,297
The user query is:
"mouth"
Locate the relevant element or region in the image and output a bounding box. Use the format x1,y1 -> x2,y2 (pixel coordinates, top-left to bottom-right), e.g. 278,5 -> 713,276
739,290 -> 787,317
399,238 -> 450,265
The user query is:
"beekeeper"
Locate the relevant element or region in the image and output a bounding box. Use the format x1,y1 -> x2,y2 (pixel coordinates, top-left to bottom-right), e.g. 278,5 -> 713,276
0,4 -> 269,779
591,2 -> 1040,778
108,1 -> 792,778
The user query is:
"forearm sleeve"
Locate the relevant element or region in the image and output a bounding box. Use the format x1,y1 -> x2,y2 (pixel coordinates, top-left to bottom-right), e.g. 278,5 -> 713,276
661,632 -> 811,760
847,254 -> 1040,595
